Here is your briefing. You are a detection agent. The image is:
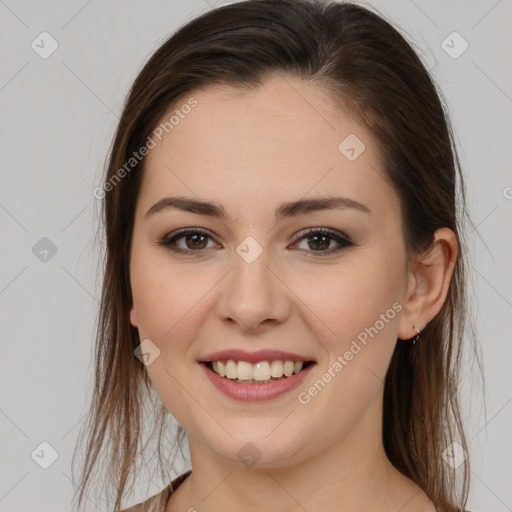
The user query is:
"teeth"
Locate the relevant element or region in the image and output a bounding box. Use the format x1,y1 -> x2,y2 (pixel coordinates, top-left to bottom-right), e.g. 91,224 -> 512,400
253,361 -> 271,380
209,359 -> 306,381
283,361 -> 294,377
271,360 -> 283,378
225,360 -> 237,379
238,361 -> 253,380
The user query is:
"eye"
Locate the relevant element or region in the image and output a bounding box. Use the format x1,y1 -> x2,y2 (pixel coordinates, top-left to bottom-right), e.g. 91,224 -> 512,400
291,227 -> 354,257
158,227 -> 354,257
158,228 -> 218,255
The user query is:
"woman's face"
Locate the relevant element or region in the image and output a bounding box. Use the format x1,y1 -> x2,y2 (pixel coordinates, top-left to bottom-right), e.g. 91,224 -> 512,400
129,76 -> 412,469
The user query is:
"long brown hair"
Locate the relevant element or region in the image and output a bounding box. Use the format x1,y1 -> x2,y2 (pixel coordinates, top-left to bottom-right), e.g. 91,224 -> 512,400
72,1 -> 482,510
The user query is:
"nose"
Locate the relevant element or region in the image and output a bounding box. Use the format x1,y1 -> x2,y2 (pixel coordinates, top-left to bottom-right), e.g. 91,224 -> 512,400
215,247 -> 290,333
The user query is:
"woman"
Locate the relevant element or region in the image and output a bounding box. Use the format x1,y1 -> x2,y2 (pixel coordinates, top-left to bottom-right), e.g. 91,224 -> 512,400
73,1 -> 479,511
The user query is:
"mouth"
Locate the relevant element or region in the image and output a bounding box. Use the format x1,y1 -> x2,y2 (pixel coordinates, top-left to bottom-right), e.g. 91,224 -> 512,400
201,359 -> 316,384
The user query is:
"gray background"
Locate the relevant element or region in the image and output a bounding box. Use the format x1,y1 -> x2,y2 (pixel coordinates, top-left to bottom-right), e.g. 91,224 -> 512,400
0,0 -> 511,511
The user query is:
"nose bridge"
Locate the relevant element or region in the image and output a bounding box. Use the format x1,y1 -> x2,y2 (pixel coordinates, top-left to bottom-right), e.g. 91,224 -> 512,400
216,235 -> 288,329
231,235 -> 275,303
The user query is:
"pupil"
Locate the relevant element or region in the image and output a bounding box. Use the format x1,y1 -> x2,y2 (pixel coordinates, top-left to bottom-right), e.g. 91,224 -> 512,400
310,235 -> 328,250
187,234 -> 207,249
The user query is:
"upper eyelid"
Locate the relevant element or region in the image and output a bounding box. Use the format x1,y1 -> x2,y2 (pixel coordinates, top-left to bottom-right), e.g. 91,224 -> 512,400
294,226 -> 349,239
163,227 -> 351,247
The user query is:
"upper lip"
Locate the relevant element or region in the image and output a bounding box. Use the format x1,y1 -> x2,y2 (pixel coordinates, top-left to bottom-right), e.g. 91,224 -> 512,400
198,349 -> 316,364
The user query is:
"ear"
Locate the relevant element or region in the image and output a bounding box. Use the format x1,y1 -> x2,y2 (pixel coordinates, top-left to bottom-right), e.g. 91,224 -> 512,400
130,305 -> 139,328
397,227 -> 458,340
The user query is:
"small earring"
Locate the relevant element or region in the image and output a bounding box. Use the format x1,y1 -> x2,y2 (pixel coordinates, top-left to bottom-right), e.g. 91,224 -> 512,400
412,325 -> 421,344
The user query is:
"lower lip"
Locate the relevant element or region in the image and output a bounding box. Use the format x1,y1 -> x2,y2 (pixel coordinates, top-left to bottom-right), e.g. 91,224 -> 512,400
200,362 -> 315,401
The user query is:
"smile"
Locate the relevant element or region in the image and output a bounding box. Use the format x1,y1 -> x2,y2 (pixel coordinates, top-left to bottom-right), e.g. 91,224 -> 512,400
206,359 -> 314,382
200,360 -> 316,401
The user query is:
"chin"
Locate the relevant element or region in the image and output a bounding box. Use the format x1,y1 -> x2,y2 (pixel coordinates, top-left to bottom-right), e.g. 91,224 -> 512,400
207,430 -> 312,470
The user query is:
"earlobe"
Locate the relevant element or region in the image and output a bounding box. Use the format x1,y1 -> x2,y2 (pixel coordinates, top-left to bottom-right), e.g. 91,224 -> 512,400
130,305 -> 138,328
397,227 -> 458,340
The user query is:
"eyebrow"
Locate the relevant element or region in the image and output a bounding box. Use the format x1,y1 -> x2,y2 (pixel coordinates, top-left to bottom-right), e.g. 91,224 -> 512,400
144,195 -> 372,221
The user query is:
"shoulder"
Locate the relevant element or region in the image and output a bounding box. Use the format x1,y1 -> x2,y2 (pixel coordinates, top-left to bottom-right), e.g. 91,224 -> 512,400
117,470 -> 192,512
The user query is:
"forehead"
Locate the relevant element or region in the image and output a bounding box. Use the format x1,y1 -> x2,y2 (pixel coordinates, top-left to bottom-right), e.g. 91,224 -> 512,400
140,77 -> 399,221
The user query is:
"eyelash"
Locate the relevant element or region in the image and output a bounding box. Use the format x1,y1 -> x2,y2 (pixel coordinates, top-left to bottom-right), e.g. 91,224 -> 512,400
157,227 -> 354,258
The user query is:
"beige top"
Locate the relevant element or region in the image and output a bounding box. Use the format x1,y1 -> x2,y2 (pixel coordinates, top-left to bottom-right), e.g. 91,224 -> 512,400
119,470 -> 192,512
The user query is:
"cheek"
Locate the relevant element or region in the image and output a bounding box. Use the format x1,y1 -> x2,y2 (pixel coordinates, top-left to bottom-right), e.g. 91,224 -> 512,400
300,261 -> 400,333
291,259 -> 403,432
293,251 -> 404,375
130,246 -> 180,347
130,252 -> 209,422
130,247 -> 216,352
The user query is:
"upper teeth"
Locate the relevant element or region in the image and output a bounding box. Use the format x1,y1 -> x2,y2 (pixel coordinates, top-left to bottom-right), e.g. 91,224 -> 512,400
211,360 -> 304,380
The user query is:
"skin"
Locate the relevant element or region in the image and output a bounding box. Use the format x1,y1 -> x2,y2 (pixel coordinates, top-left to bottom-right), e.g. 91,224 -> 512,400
128,75 -> 457,512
